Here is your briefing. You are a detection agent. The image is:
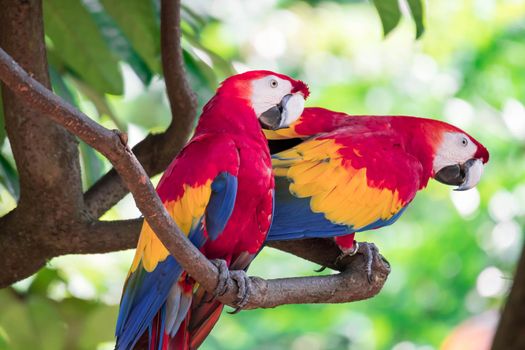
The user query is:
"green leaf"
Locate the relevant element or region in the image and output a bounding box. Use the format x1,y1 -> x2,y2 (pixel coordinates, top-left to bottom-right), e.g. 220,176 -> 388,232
182,29 -> 235,77
43,0 -> 123,95
182,49 -> 216,107
372,0 -> 402,37
77,305 -> 118,350
27,268 -> 65,297
100,0 -> 161,74
48,67 -> 106,188
407,0 -> 425,39
27,296 -> 66,350
0,87 -> 5,146
181,4 -> 214,35
79,141 -> 105,189
71,78 -> 126,131
49,66 -> 79,107
0,290 -> 35,350
0,153 -> 19,200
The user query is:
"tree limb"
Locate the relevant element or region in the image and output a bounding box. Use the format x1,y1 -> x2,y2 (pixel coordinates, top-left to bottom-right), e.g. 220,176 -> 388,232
83,0 -> 197,218
491,242 -> 525,350
0,0 -> 85,286
0,46 -> 389,308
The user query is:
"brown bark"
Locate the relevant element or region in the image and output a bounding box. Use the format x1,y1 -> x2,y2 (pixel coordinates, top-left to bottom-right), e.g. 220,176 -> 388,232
491,243 -> 525,350
0,0 -> 83,283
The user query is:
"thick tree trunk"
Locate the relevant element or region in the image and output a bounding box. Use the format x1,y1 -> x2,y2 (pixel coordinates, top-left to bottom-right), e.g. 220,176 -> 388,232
492,243 -> 525,350
0,0 -> 83,285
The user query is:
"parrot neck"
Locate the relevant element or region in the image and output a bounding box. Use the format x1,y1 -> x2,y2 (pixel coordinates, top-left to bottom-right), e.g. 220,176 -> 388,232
195,95 -> 266,139
390,117 -> 438,189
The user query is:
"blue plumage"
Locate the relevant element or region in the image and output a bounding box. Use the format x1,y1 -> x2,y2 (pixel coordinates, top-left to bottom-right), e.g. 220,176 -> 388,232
206,172 -> 238,241
115,172 -> 238,349
267,177 -> 408,241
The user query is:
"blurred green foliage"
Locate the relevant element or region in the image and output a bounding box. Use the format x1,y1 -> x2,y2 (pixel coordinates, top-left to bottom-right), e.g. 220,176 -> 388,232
1,0 -> 524,349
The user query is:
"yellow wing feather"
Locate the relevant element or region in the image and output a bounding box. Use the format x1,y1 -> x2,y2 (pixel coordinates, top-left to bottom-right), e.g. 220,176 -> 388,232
274,139 -> 406,230
130,180 -> 213,273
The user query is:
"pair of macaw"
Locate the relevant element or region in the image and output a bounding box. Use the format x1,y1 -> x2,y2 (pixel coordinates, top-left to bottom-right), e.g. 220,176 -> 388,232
115,71 -> 489,349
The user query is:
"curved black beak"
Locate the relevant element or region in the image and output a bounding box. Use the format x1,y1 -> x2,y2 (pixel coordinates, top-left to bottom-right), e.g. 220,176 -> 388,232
259,94 -> 293,130
435,158 -> 484,191
435,164 -> 464,186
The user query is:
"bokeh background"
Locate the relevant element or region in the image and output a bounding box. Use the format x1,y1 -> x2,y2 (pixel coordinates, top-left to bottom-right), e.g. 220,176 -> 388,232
1,0 -> 525,349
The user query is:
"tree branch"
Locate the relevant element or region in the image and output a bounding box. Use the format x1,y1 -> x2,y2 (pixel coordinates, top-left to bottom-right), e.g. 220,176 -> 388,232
83,0 -> 197,218
0,46 -> 389,308
491,242 -> 525,350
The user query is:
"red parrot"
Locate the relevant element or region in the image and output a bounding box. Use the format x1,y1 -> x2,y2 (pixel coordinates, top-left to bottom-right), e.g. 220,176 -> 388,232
265,107 -> 489,264
115,71 -> 309,350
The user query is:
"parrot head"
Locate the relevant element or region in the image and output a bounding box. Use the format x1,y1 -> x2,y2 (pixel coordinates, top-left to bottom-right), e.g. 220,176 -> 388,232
428,122 -> 489,191
218,70 -> 310,130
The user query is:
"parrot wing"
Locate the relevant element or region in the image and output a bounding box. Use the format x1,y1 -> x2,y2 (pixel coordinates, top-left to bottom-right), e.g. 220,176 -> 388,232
115,134 -> 239,350
267,127 -> 423,241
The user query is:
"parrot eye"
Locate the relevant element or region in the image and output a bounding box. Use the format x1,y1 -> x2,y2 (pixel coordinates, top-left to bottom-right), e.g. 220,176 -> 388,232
461,137 -> 468,147
269,79 -> 279,88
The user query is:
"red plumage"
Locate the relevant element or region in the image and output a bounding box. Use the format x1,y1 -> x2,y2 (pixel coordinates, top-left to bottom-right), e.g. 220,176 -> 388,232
116,70 -> 308,350
267,107 -> 489,253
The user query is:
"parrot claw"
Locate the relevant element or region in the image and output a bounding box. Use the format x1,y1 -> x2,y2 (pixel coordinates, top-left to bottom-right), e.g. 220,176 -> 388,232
335,241 -> 384,283
228,270 -> 252,313
314,266 -> 327,273
211,259 -> 252,312
211,259 -> 229,297
334,240 -> 360,265
360,242 -> 376,283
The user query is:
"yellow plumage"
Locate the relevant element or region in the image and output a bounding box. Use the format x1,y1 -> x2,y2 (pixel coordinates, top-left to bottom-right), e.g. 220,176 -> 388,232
273,139 -> 405,231
130,180 -> 212,273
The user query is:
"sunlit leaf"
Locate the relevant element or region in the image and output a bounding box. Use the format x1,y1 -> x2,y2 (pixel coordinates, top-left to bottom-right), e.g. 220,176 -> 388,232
77,305 -> 119,350
43,0 -> 123,95
0,153 -> 19,200
79,141 -> 105,189
27,268 -> 66,297
49,66 -> 106,188
407,0 -> 425,39
84,4 -> 153,85
182,29 -> 235,77
372,0 -> 401,37
181,4 -> 215,35
27,297 -> 66,350
0,290 -> 36,350
182,48 -> 216,107
100,0 -> 161,74
49,66 -> 78,107
0,87 -> 5,146
72,78 -> 126,131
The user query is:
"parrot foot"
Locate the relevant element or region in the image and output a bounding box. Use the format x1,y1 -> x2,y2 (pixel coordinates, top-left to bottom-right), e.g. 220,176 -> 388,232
211,259 -> 252,312
228,270 -> 252,313
335,241 -> 386,283
334,240 -> 360,265
211,259 -> 229,297
359,242 -> 377,283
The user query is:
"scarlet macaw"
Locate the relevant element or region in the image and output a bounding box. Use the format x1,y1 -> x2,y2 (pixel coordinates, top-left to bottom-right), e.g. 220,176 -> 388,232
265,107 -> 489,260
115,71 -> 310,349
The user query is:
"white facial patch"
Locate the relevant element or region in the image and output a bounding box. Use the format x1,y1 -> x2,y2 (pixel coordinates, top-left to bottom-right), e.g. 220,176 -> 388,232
250,76 -> 293,117
433,132 -> 478,174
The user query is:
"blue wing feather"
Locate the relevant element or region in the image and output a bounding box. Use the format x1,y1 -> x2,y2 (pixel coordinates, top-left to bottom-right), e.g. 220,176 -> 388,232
206,172 -> 238,241
115,172 -> 238,349
267,177 -> 407,241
